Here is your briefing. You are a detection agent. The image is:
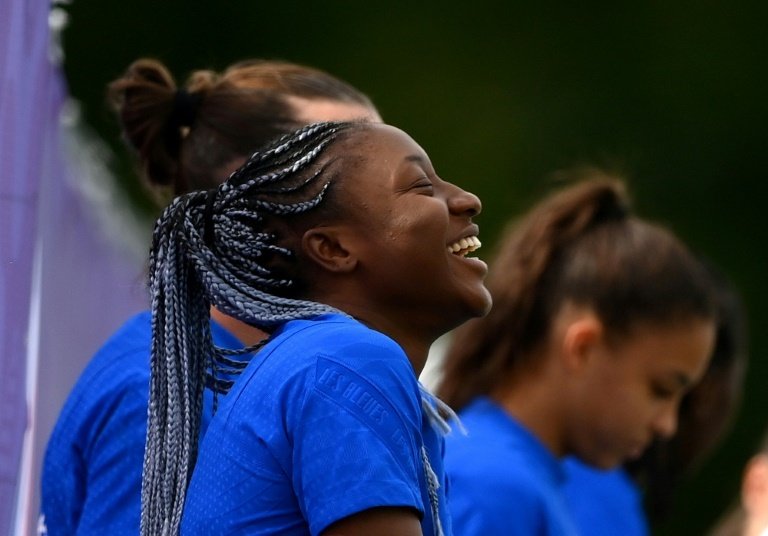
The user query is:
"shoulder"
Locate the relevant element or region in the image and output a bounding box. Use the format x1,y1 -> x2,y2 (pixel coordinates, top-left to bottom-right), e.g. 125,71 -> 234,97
244,314 -> 414,390
53,312 -> 153,416
77,311 -> 154,385
562,459 -> 648,535
276,314 -> 406,362
45,312 -> 154,460
446,404 -> 563,526
447,432 -> 550,502
447,454 -> 553,536
221,314 -> 421,431
447,442 -> 569,536
563,458 -> 640,504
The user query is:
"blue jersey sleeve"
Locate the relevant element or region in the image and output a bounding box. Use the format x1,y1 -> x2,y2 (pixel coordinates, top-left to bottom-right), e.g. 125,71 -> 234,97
291,352 -> 425,536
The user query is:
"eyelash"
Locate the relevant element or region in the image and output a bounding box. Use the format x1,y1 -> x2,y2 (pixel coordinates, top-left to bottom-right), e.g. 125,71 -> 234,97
413,177 -> 433,190
651,384 -> 676,400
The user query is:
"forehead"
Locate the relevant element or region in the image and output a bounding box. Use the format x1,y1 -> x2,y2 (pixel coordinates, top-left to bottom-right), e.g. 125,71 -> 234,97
335,123 -> 427,163
320,124 -> 430,202
288,96 -> 382,124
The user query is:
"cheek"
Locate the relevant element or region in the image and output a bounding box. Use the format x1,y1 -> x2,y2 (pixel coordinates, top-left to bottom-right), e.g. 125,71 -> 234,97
389,210 -> 447,252
583,369 -> 653,432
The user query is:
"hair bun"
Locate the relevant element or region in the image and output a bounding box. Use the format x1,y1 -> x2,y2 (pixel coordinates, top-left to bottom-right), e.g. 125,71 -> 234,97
168,88 -> 203,131
591,181 -> 631,223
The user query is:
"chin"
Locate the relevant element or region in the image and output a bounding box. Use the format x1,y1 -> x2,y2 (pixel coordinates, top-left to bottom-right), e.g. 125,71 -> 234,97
466,288 -> 493,318
581,452 -> 624,471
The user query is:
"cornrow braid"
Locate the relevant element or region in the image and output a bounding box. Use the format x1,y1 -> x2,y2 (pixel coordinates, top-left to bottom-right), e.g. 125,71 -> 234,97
141,121 -> 360,536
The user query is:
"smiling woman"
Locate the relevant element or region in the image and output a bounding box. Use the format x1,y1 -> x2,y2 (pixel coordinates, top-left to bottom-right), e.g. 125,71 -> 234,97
142,121 -> 491,536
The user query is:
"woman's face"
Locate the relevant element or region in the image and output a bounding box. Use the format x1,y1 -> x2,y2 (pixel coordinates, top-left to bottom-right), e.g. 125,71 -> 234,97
567,318 -> 715,469
328,124 -> 492,332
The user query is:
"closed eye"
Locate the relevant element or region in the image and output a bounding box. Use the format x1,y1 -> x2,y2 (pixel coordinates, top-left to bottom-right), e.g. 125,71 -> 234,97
651,383 -> 676,400
651,371 -> 692,401
410,177 -> 434,194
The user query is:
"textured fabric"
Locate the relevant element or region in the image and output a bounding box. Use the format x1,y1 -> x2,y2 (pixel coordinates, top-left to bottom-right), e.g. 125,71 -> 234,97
40,311 -> 243,536
445,397 -> 579,536
181,313 -> 451,536
562,458 -> 649,536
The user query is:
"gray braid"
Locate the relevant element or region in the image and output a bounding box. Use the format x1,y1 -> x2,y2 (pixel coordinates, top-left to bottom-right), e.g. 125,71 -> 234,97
419,387 -> 463,536
141,121 -> 360,536
420,446 -> 445,536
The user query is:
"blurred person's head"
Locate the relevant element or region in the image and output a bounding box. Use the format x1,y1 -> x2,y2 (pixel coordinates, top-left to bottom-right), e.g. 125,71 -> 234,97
741,450 -> 768,536
711,431 -> 768,536
438,174 -> 717,469
108,58 -> 380,204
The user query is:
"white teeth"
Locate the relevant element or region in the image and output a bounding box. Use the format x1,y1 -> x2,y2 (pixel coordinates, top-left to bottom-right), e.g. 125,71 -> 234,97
447,235 -> 481,256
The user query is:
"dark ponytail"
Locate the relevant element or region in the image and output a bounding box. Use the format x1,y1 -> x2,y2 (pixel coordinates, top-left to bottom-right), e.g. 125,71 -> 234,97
140,121 -> 361,536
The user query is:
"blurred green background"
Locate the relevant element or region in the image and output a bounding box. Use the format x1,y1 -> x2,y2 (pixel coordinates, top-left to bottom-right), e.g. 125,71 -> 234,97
60,1 -> 767,533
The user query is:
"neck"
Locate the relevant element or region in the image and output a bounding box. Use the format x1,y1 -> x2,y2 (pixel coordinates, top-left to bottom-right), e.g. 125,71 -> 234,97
338,304 -> 441,376
305,284 -> 461,376
209,307 -> 268,347
491,365 -> 566,457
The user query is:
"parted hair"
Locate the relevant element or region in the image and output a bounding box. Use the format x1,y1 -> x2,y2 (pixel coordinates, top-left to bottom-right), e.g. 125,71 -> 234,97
141,121 -> 365,536
108,58 -> 375,202
438,176 -> 717,411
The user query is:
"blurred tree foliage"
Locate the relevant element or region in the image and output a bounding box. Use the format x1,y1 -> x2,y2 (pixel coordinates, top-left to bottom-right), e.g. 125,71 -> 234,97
61,1 -> 768,533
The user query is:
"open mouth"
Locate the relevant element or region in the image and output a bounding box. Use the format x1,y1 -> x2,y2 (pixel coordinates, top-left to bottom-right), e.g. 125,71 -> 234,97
447,236 -> 481,257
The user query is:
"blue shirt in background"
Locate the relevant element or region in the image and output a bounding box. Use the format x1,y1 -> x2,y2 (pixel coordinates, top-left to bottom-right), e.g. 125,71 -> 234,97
40,311 -> 243,536
181,313 -> 451,536
445,396 -> 579,536
562,457 -> 649,536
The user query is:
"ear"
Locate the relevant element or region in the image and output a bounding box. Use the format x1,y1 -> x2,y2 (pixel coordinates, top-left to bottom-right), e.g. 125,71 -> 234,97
302,227 -> 358,273
742,454 -> 768,516
561,313 -> 604,372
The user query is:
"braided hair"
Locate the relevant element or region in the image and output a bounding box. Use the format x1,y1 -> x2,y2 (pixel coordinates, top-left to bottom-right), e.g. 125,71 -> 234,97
141,121 -> 362,536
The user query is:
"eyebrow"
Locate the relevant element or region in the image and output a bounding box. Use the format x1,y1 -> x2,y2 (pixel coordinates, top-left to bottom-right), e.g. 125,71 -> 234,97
404,154 -> 425,164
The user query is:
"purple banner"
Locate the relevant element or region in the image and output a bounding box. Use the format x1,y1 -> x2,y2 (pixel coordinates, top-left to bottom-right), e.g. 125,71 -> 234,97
0,0 -> 58,532
1,2 -> 148,534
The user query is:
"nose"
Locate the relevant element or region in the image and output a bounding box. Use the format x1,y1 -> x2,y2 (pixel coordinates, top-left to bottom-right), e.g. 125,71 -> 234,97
447,183 -> 482,217
653,404 -> 679,439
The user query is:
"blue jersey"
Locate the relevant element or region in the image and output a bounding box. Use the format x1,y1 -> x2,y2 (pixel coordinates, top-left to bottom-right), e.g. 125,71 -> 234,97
445,397 -> 578,536
181,313 -> 451,536
562,458 -> 649,536
40,311 -> 243,536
